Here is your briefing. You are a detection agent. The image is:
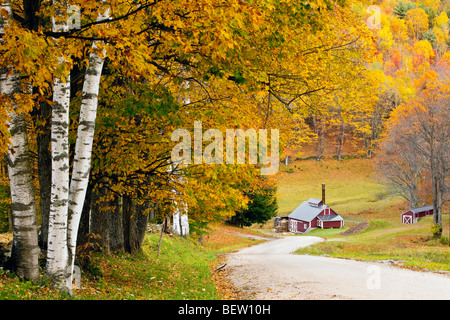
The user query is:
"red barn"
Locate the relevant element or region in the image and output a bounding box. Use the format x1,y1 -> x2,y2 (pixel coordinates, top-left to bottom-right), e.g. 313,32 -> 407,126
401,205 -> 433,224
288,198 -> 344,234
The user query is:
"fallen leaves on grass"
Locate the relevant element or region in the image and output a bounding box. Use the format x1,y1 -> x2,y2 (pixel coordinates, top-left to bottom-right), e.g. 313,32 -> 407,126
210,255 -> 242,300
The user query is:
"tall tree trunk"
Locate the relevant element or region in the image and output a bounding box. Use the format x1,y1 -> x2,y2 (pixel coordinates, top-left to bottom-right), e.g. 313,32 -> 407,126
36,100 -> 52,249
122,195 -> 149,254
1,0 -> 40,282
46,5 -> 109,292
135,201 -> 149,250
108,194 -> 124,253
122,195 -> 133,253
313,115 -> 325,161
76,180 -> 92,249
66,16 -> 107,281
24,0 -> 50,250
46,0 -> 71,291
336,120 -> 345,161
90,185 -> 110,254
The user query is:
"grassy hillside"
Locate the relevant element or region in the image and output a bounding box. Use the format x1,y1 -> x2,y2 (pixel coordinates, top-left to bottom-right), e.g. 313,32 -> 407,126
276,158 -> 450,272
277,158 -> 404,219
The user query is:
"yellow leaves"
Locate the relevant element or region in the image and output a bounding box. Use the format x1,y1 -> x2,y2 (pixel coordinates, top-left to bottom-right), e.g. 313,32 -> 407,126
414,40 -> 435,60
405,8 -> 429,39
389,16 -> 408,43
420,0 -> 440,12
377,14 -> 394,51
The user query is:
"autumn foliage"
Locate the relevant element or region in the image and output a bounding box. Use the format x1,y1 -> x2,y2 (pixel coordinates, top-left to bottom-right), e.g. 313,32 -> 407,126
0,0 -> 448,290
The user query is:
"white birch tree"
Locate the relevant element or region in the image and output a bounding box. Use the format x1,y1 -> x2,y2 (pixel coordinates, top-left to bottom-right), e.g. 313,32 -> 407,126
66,8 -> 110,286
0,0 -> 40,281
46,0 -> 72,290
46,3 -> 109,292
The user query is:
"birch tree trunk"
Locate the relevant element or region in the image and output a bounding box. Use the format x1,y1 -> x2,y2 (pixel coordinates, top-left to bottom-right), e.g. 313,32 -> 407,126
0,0 -> 40,282
169,164 -> 188,237
172,209 -> 181,235
46,5 -> 109,291
66,9 -> 108,282
46,34 -> 71,293
171,84 -> 190,236
180,212 -> 189,237
46,0 -> 74,291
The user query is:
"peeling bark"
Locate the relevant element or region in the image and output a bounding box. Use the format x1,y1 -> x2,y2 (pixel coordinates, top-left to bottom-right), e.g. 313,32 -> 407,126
1,0 -> 40,282
46,0 -> 72,292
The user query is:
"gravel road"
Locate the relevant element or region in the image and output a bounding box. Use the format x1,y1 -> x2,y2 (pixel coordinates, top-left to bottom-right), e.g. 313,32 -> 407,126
226,236 -> 450,300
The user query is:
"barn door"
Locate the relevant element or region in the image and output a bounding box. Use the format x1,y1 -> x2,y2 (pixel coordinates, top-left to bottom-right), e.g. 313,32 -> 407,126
289,220 -> 298,232
403,216 -> 412,224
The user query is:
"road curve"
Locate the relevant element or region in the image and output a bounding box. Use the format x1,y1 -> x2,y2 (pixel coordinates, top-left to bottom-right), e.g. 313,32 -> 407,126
226,236 -> 450,300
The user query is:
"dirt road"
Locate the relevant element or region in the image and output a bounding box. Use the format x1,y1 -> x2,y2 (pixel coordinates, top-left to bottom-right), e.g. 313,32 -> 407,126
226,236 -> 450,300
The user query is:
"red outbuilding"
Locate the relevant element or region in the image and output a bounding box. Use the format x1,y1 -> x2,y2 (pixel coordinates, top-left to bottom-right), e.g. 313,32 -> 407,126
401,205 -> 433,224
288,198 -> 344,234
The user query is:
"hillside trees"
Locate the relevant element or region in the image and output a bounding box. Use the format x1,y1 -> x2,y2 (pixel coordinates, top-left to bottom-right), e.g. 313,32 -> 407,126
405,8 -> 429,39
262,1 -> 378,160
375,117 -> 425,208
377,69 -> 450,235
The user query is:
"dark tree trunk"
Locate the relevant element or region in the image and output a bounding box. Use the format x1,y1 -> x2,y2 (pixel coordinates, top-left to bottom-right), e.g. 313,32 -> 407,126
36,100 -> 52,249
122,196 -> 149,254
122,195 -> 132,253
108,195 -> 124,253
76,180 -> 92,249
90,186 -> 110,254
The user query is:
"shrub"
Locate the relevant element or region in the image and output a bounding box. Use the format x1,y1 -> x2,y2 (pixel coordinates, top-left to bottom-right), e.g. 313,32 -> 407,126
431,223 -> 443,239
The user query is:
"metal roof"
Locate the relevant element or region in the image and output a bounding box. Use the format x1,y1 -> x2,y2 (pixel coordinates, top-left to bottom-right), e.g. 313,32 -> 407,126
317,214 -> 343,222
288,198 -> 327,222
408,205 -> 433,214
308,198 -> 323,206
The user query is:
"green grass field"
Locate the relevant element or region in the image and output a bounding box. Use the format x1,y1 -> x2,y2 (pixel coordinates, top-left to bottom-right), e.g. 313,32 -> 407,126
277,158 -> 404,218
276,158 -> 450,272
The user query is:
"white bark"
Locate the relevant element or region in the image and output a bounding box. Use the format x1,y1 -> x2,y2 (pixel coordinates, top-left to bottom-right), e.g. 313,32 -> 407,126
170,82 -> 191,236
46,5 -> 109,292
46,8 -> 71,290
66,8 -> 109,284
0,0 -> 40,282
169,165 -> 189,237
172,209 -> 181,235
180,212 -> 189,237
